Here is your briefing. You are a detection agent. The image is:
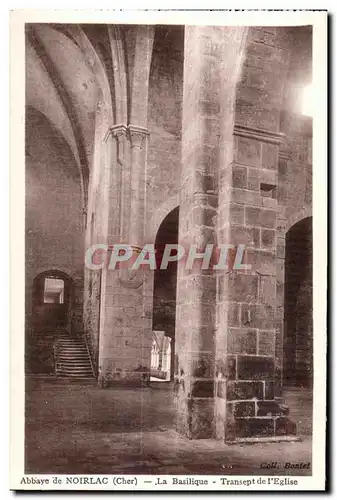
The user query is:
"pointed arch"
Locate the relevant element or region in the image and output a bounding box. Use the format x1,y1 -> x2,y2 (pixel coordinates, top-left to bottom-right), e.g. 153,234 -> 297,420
107,25 -> 128,125
286,206 -> 312,232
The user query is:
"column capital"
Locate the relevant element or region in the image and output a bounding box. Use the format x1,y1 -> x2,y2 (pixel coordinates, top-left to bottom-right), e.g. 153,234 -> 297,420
104,124 -> 128,143
128,124 -> 149,148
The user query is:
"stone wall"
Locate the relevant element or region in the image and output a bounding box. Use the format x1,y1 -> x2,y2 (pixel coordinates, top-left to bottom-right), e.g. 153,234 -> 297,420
146,26 -> 183,227
25,107 -> 84,371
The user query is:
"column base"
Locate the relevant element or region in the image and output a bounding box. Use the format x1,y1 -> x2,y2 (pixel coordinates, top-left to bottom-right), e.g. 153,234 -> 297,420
174,398 -> 215,440
174,376 -> 215,439
225,414 -> 297,442
174,377 -> 298,442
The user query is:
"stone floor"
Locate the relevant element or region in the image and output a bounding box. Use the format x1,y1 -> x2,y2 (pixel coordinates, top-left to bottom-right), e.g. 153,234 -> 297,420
25,376 -> 312,475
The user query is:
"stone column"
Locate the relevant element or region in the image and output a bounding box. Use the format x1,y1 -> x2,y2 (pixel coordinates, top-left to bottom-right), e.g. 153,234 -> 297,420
215,28 -> 297,442
216,127 -> 294,442
97,124 -> 152,387
129,125 -> 149,247
174,26 -> 248,439
85,26 -> 155,389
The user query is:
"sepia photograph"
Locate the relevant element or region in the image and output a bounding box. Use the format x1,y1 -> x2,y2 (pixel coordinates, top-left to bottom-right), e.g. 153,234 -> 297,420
9,9 -> 327,491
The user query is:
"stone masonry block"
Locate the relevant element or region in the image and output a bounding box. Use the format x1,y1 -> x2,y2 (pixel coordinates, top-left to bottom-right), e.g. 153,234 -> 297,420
245,207 -> 276,229
229,203 -> 245,225
189,398 -> 215,439
244,65 -> 278,92
215,356 -> 236,380
261,229 -> 276,248
232,401 -> 256,418
236,106 -> 279,132
237,355 -> 275,381
234,136 -> 261,167
258,330 -> 276,356
191,352 -> 215,378
246,249 -> 276,276
260,168 -> 277,185
227,381 -> 264,401
231,188 -> 261,207
262,197 -> 277,209
275,417 -> 297,436
257,400 -> 288,417
191,379 -> 214,398
261,143 -> 279,170
228,328 -> 257,355
234,417 -> 275,438
276,237 -> 286,259
247,167 -> 261,191
227,301 -> 241,326
259,276 -> 276,306
232,165 -> 247,188
241,303 -> 275,330
247,41 -> 288,65
225,273 -> 259,303
230,225 -> 260,247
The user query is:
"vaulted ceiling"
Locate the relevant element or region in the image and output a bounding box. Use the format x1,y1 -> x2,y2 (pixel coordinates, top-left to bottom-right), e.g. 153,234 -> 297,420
25,23 -> 157,211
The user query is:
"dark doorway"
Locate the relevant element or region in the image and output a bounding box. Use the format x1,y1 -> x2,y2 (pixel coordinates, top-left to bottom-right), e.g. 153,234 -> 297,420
27,270 -> 73,374
32,271 -> 73,334
283,217 -> 313,388
152,207 -> 179,383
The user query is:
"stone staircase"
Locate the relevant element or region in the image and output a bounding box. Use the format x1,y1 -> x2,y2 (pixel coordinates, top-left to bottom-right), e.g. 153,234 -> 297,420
54,335 -> 94,379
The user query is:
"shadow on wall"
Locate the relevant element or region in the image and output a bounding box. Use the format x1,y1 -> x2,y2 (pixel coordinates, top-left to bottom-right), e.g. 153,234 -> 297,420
283,216 -> 313,389
152,206 -> 179,382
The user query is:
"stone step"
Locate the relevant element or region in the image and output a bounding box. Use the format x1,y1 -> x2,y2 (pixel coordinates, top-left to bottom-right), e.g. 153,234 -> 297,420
56,369 -> 93,374
56,354 -> 88,358
55,346 -> 87,352
56,371 -> 93,375
54,347 -> 87,352
57,343 -> 85,346
54,335 -> 94,379
56,364 -> 92,369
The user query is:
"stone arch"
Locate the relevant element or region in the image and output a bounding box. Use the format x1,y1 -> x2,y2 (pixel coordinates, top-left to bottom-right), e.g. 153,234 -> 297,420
146,194 -> 180,242
62,24 -> 114,125
286,206 -> 312,233
25,105 -> 85,217
27,270 -> 76,374
152,206 -> 179,383
32,270 -> 74,314
33,268 -> 75,286
107,25 -> 128,125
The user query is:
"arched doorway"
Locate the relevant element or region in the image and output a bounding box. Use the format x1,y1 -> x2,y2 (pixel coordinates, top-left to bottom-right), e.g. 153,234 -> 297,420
151,207 -> 179,382
32,270 -> 73,335
283,217 -> 313,388
26,270 -> 74,373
